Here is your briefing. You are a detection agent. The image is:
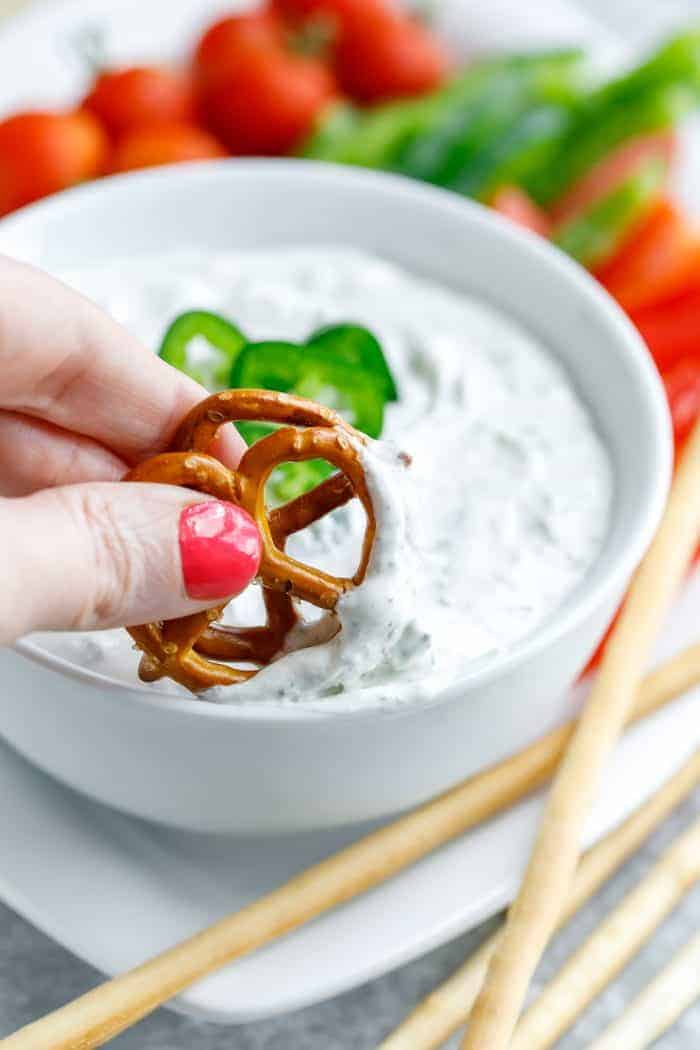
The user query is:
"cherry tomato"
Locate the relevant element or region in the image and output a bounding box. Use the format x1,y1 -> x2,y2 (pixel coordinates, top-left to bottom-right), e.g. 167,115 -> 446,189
110,121 -> 226,172
549,132 -> 675,228
630,286 -> 700,373
333,11 -> 449,104
83,66 -> 195,140
193,11 -> 286,93
490,186 -> 551,237
272,0 -> 388,30
662,355 -> 700,449
596,197 -> 700,314
0,110 -> 108,216
201,49 -> 336,155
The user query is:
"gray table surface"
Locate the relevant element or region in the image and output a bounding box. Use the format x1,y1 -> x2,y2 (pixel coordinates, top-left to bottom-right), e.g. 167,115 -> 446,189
4,0 -> 700,1046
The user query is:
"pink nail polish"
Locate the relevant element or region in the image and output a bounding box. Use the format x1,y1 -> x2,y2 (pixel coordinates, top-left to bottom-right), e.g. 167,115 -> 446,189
179,501 -> 262,601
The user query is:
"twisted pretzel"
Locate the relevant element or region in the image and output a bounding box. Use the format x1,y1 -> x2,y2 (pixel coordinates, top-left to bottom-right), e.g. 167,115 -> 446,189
125,390 -> 376,694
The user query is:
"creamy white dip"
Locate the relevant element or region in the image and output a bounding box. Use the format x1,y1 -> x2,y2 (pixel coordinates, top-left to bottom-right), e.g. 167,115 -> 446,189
32,248 -> 612,707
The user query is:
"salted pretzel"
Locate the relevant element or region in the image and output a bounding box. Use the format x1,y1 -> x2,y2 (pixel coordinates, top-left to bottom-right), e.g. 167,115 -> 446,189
125,390 -> 377,694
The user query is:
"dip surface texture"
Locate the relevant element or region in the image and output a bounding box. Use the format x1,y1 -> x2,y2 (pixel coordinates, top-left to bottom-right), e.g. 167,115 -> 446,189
34,248 -> 612,707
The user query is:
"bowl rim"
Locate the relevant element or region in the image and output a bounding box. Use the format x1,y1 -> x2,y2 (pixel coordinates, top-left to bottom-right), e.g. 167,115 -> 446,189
5,158 -> 673,725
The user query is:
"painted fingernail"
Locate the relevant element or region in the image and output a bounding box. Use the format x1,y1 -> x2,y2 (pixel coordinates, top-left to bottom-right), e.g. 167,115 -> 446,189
179,501 -> 262,601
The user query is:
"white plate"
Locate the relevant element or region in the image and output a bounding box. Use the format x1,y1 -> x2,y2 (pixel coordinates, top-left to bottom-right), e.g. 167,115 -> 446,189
0,571 -> 699,1023
0,0 -> 698,1026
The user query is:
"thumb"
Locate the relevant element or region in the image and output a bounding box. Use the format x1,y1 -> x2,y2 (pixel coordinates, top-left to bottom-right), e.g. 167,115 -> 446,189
0,482 -> 262,645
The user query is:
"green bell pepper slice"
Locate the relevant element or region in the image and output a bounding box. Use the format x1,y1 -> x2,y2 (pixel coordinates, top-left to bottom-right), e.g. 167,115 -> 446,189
305,323 -> 398,403
302,61 -> 498,170
392,51 -> 585,188
447,102 -> 573,200
303,51 -> 585,180
158,310 -> 247,390
552,153 -> 667,268
231,325 -> 394,440
230,324 -> 397,502
524,29 -> 700,204
302,98 -> 434,168
156,312 -> 397,502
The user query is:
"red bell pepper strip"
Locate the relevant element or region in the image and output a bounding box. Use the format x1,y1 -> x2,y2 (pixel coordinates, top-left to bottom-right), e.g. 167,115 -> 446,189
663,355 -> 700,449
584,354 -> 700,676
490,185 -> 551,236
597,197 -> 700,314
631,284 -> 700,373
551,153 -> 666,270
548,131 -> 675,228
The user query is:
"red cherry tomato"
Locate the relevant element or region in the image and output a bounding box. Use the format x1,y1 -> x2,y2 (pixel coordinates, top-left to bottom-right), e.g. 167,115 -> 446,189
201,49 -> 336,155
272,0 -> 388,30
663,355 -> 700,449
333,11 -> 449,104
490,186 -> 551,237
110,121 -> 226,172
83,66 -> 195,140
193,11 -> 286,93
631,286 -> 700,373
596,198 -> 700,314
549,132 -> 675,228
0,110 -> 108,216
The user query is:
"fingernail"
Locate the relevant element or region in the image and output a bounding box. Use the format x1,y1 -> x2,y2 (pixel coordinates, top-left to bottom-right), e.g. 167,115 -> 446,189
179,501 -> 262,601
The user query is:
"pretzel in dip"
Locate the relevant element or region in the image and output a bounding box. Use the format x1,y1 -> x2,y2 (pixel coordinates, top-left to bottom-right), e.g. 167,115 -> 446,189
124,390 -> 377,693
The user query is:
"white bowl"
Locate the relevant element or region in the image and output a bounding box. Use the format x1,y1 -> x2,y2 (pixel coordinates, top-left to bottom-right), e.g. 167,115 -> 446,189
0,160 -> 671,833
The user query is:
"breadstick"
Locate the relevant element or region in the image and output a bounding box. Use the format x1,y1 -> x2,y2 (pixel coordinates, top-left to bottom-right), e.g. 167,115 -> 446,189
589,927 -> 700,1050
462,417 -> 700,1050
510,815 -> 700,1049
378,747 -> 700,1050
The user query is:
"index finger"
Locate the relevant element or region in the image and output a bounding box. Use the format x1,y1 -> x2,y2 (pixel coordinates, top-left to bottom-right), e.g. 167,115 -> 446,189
0,255 -> 245,466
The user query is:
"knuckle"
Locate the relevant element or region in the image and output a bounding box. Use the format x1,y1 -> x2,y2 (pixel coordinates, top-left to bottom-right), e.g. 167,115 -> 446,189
63,487 -> 135,629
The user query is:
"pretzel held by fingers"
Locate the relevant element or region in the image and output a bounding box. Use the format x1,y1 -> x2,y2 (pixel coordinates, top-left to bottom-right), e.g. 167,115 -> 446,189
124,390 -> 377,694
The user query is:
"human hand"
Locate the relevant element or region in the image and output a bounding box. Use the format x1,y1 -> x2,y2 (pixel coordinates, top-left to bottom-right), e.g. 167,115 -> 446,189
0,255 -> 261,647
